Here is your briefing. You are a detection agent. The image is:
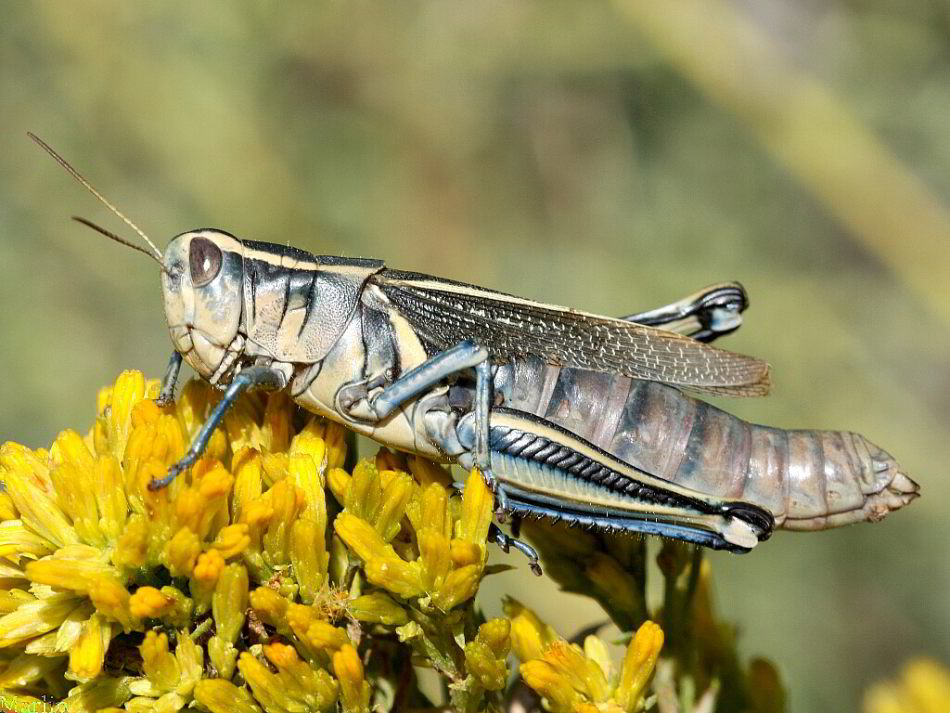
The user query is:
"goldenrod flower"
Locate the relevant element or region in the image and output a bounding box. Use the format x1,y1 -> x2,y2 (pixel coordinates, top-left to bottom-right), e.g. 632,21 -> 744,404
464,618 -> 511,691
194,678 -> 262,713
333,466 -> 492,612
0,371 -> 358,709
333,643 -> 370,713
615,621 -> 664,711
239,646 -> 338,713
128,586 -> 173,620
865,658 -> 950,713
509,600 -> 664,713
0,367 -> 754,713
348,592 -> 408,626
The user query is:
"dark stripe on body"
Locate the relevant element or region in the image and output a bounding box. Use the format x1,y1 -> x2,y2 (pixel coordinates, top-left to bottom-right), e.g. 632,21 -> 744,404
249,266 -> 258,322
299,277 -> 319,337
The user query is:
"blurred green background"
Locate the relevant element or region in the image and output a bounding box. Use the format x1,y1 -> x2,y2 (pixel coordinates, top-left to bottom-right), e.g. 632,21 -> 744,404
2,2 -> 949,711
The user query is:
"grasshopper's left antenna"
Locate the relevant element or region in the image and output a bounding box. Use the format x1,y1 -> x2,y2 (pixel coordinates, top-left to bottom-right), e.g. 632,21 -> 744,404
71,216 -> 169,275
28,132 -> 164,260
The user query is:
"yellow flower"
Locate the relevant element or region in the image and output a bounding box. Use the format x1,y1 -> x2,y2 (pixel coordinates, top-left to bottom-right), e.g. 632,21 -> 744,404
865,658 -> 950,713
506,597 -> 559,662
521,659 -> 581,712
194,678 -> 263,713
0,368 -> 525,711
333,643 -> 370,713
0,371 -> 354,708
348,592 -> 408,626
510,601 -> 664,713
67,613 -> 111,682
333,466 -> 492,612
128,628 -> 203,709
239,647 -> 338,713
194,549 -> 226,586
129,586 -> 173,620
290,519 -> 328,604
248,586 -> 289,628
615,621 -> 664,711
464,618 -> 511,691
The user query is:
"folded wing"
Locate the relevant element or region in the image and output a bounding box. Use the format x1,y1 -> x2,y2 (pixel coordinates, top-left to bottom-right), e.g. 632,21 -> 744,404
373,271 -> 771,397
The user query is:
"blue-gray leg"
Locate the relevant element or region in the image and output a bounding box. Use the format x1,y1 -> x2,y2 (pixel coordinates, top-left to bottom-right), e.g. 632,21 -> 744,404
621,282 -> 748,343
148,365 -> 287,490
368,340 -> 488,419
489,523 -> 541,576
155,351 -> 184,406
337,340 -> 507,508
473,359 -> 507,512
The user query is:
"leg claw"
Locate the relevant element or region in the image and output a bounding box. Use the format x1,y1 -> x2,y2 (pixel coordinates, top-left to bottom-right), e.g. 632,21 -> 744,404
488,525 -> 542,576
148,460 -> 189,491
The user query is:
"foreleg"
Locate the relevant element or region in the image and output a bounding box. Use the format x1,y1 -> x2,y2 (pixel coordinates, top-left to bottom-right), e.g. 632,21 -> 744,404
149,365 -> 288,490
155,351 -> 184,406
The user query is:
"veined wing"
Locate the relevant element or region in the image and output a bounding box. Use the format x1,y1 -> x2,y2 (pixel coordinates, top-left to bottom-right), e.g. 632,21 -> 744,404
373,270 -> 771,397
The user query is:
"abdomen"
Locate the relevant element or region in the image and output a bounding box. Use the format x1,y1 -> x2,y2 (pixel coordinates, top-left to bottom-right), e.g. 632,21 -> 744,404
498,358 -> 918,529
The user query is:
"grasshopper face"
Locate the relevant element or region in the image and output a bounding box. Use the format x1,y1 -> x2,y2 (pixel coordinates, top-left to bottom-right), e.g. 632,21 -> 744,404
162,229 -> 246,382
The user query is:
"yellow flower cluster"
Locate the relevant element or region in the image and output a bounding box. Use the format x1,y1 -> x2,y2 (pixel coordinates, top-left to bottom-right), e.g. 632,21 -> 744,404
865,658 -> 950,713
0,370 -> 495,712
507,599 -> 664,713
330,455 -> 493,613
0,369 -> 679,713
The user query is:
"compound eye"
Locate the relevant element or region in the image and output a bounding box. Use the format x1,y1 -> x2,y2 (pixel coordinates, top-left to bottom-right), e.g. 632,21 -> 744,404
189,237 -> 222,287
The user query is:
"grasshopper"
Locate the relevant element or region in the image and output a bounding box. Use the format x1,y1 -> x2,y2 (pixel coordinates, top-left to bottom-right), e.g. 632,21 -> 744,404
30,134 -> 919,571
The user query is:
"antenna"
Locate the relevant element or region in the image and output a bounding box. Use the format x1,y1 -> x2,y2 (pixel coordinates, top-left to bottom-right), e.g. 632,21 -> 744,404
28,132 -> 164,260
72,216 -> 169,275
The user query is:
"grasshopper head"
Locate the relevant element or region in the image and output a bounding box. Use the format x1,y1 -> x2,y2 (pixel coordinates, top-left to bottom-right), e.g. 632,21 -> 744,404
162,229 -> 246,382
